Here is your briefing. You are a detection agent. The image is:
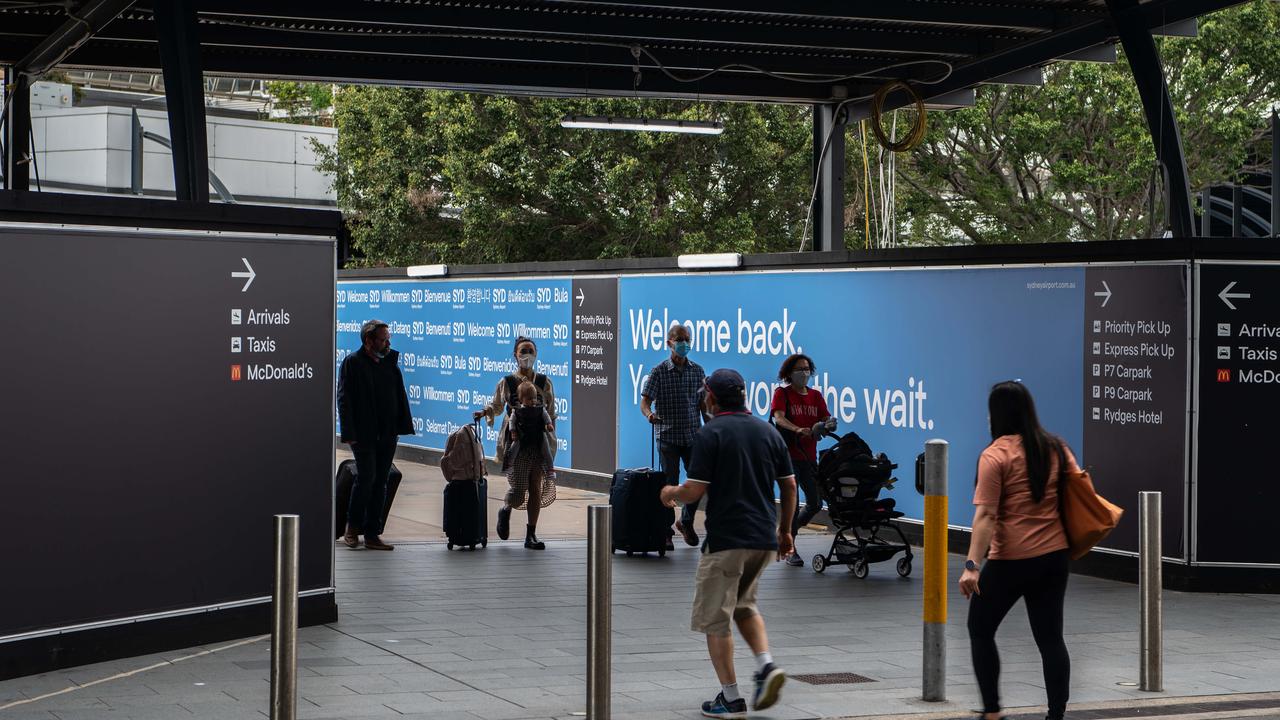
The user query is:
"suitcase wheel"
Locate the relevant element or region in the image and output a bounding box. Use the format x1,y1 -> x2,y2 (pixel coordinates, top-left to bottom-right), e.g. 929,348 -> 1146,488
626,551 -> 633,557
447,543 -> 454,551
658,549 -> 666,558
481,539 -> 488,548
469,544 -> 477,551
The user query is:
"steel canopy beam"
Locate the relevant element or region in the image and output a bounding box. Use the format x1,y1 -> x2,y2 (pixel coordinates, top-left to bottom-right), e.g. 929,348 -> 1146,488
11,0 -> 134,77
64,41 -> 853,102
1106,0 -> 1195,238
542,0 -> 1097,32
153,0 -> 210,203
28,13 -> 960,83
196,1 -> 992,56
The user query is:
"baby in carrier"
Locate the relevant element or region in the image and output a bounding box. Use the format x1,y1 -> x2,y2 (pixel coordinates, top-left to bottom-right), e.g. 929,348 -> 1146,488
503,381 -> 557,475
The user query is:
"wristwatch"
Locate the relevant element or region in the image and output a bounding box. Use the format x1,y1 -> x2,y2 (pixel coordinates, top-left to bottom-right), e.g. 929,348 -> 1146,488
964,559 -> 979,572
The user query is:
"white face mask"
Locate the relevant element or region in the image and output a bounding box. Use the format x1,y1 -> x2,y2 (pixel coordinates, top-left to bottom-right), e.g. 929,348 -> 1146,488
518,355 -> 536,370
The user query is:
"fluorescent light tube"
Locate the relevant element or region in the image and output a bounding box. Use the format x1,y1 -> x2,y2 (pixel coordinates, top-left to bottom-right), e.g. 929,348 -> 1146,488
677,253 -> 742,270
561,115 -> 724,135
407,264 -> 448,277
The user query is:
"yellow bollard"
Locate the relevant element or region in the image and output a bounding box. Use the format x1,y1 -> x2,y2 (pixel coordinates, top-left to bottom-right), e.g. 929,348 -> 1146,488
922,439 -> 948,702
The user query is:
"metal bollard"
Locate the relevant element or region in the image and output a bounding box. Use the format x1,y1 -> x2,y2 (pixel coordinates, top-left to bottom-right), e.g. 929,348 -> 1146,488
922,440 -> 948,702
271,514 -> 299,720
586,505 -> 612,720
1139,492 -> 1163,692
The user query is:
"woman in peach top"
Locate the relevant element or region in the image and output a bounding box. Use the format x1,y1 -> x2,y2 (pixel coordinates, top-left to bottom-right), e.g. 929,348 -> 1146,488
959,381 -> 1076,720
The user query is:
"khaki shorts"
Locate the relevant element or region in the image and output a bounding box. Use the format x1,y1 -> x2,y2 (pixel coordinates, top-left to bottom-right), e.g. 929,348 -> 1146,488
690,548 -> 774,636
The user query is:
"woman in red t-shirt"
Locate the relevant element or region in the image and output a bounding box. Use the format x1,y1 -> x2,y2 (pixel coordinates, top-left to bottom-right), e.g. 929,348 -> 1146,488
770,353 -> 834,567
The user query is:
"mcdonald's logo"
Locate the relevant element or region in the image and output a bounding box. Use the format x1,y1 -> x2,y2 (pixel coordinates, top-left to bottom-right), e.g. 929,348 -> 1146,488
231,364 -> 242,382
1216,368 -> 1231,383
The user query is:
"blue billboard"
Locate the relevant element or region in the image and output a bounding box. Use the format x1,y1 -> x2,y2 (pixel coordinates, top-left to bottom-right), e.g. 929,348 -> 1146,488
337,262 -> 1190,548
616,268 -> 1086,527
336,279 -> 573,457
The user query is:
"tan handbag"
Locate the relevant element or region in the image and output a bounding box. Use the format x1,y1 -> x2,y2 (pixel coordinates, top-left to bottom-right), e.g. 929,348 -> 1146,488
1057,445 -> 1123,560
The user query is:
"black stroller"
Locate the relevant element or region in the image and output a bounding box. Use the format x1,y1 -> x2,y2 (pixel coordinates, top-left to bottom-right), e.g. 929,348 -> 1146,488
809,431 -> 913,578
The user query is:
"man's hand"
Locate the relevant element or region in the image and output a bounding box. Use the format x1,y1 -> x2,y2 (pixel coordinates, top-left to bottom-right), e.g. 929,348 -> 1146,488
659,485 -> 680,508
472,410 -> 486,421
959,567 -> 982,599
776,531 -> 794,560
648,413 -> 662,425
797,426 -> 812,437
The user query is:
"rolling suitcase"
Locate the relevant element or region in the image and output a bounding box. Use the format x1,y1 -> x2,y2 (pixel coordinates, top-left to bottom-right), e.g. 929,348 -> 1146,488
335,458 -> 403,538
442,421 -> 488,550
444,477 -> 489,550
610,427 -> 674,557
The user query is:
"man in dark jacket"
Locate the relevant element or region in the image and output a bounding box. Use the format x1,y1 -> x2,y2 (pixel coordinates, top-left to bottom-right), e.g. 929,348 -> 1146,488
338,319 -> 415,550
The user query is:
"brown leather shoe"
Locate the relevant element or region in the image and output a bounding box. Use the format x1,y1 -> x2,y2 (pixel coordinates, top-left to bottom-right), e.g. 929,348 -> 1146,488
342,525 -> 360,549
364,535 -> 394,551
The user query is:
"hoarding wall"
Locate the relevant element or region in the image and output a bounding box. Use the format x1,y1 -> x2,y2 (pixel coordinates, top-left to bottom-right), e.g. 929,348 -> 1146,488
0,224 -> 335,640
339,261 -> 1203,560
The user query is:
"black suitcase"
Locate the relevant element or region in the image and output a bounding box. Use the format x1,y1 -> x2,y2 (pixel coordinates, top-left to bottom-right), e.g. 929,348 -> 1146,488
610,428 -> 674,557
335,458 -> 403,538
443,477 -> 488,550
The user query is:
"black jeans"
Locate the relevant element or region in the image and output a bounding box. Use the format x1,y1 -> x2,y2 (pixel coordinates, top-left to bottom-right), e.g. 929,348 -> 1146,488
658,440 -> 697,527
349,439 -> 397,536
792,459 -> 821,530
967,549 -> 1071,719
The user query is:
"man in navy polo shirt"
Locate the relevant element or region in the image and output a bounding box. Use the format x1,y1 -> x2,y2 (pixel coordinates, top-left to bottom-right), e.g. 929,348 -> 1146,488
661,369 -> 797,719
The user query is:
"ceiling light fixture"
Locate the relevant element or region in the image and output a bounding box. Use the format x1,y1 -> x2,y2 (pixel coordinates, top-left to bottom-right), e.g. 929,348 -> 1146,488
561,115 -> 724,135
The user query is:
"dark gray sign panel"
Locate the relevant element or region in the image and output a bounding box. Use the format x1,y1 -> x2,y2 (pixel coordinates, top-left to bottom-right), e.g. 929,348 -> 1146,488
571,277 -> 619,474
1196,264 -> 1280,564
0,225 -> 334,637
1082,265 -> 1188,556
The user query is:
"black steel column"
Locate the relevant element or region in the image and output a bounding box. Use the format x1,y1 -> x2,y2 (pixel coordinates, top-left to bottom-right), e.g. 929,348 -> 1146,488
1272,108 -> 1278,238
812,103 -> 846,252
1106,0 -> 1194,238
154,0 -> 209,203
3,70 -> 31,191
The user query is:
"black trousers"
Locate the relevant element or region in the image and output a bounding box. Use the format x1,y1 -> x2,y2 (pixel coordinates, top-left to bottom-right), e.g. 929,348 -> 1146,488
658,440 -> 697,527
967,549 -> 1071,719
349,439 -> 397,535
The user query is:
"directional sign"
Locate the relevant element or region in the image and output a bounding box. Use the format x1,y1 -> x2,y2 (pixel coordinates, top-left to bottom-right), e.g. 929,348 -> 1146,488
576,287 -> 586,307
231,257 -> 256,292
1094,280 -> 1113,307
1218,281 -> 1251,310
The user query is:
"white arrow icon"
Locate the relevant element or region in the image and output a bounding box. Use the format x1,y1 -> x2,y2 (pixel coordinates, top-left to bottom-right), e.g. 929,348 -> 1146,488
1219,281 -> 1251,311
1094,281 -> 1112,307
576,288 -> 586,307
231,257 -> 256,292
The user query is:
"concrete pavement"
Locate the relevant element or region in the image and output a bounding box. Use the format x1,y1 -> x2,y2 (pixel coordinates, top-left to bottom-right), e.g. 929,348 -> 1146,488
2,459 -> 1278,720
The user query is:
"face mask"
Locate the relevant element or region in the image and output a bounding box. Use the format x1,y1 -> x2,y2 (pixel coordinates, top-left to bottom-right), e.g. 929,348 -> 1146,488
518,355 -> 536,370
672,341 -> 691,358
790,370 -> 811,387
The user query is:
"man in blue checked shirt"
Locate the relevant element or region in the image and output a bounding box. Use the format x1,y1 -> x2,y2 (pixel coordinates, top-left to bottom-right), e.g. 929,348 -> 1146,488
640,324 -> 711,547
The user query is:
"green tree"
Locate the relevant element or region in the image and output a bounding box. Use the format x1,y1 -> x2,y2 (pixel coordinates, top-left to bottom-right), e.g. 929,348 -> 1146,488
266,81 -> 333,125
317,0 -> 1280,264
896,0 -> 1280,244
316,92 -> 812,267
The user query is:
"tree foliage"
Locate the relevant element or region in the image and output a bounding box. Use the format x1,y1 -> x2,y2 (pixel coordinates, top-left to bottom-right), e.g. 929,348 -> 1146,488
899,0 -> 1280,243
316,93 -> 812,266
316,0 -> 1280,264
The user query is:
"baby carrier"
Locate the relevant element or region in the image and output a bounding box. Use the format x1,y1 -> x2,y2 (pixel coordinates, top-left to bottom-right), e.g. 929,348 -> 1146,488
810,431 -> 913,578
